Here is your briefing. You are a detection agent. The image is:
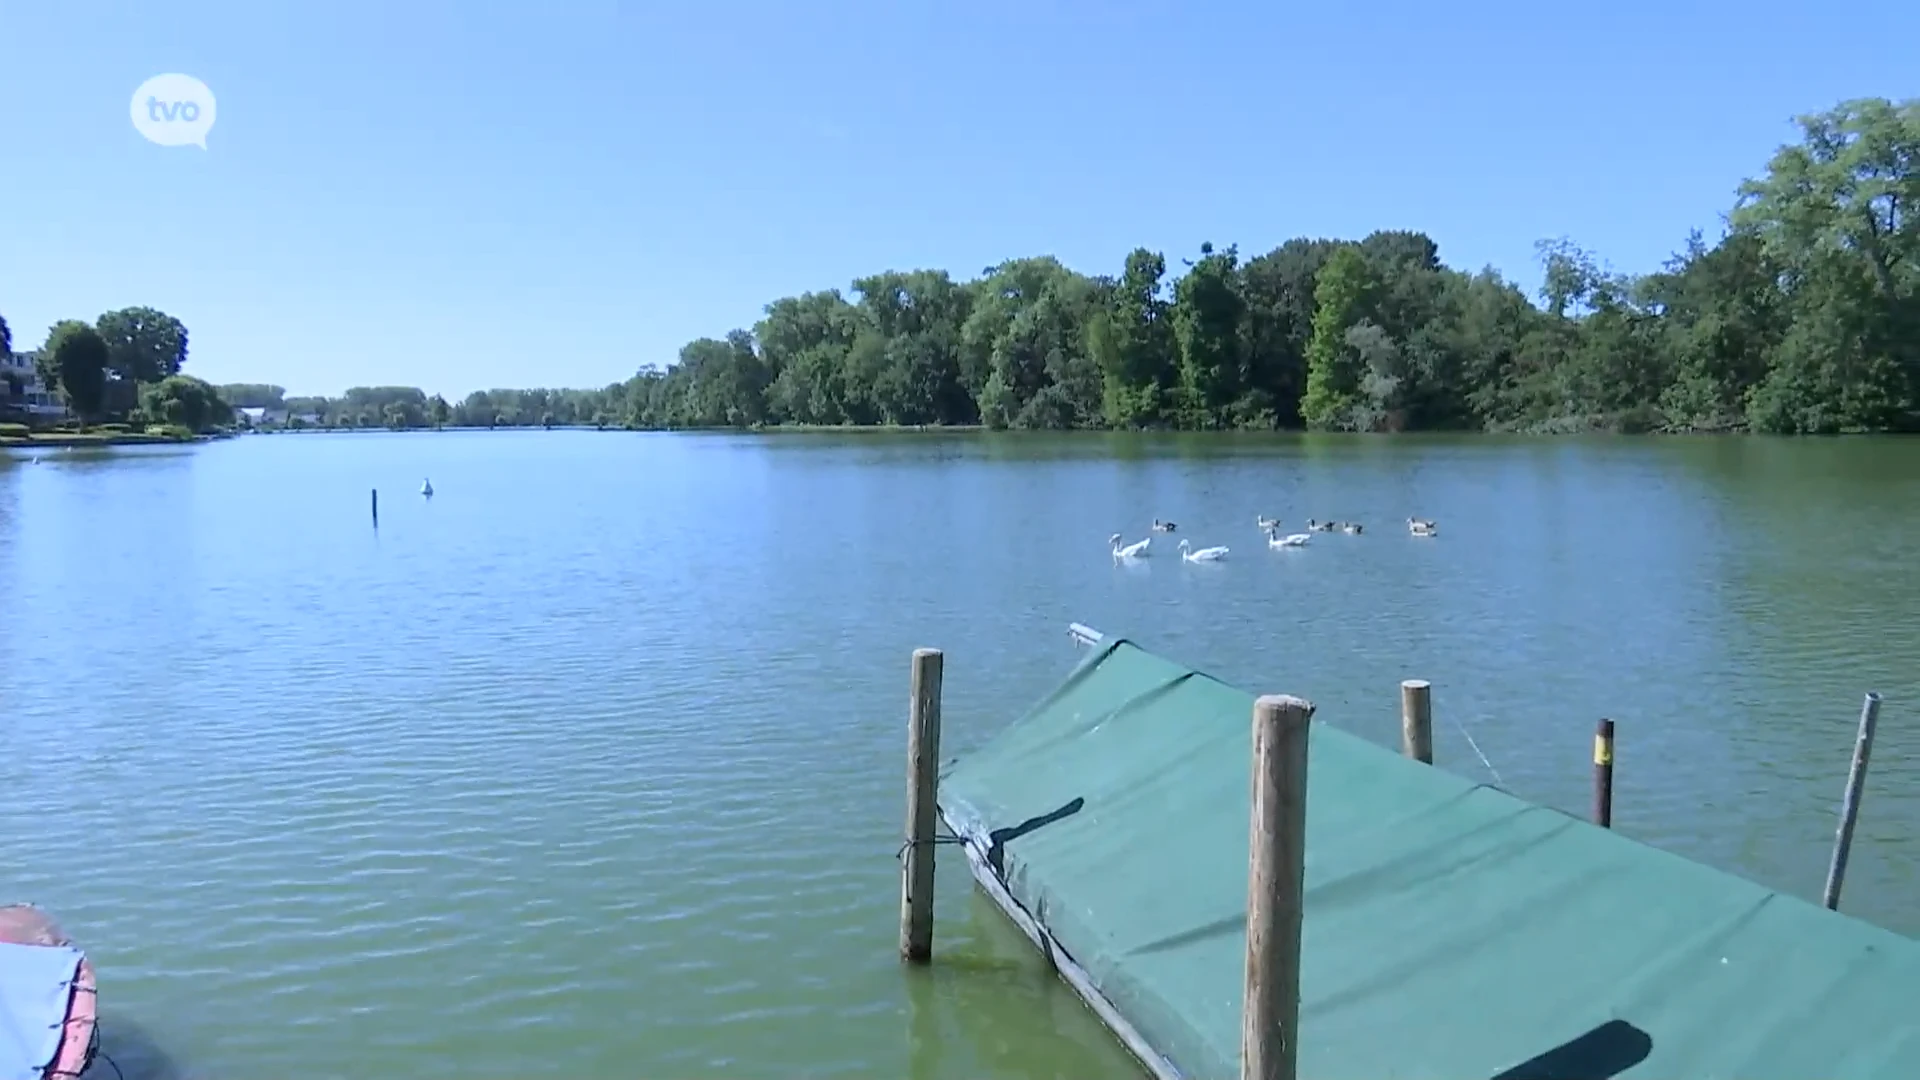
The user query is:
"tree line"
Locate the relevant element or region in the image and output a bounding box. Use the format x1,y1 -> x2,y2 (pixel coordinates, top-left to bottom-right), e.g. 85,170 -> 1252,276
13,97 -> 1913,438
225,384 -> 631,430
0,307 -> 238,432
615,96 -> 1913,436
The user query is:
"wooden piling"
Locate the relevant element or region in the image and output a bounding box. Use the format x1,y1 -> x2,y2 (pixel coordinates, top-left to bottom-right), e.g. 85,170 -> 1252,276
1400,680 -> 1433,764
371,488 -> 379,526
900,647 -> 944,963
1242,693 -> 1314,1080
1822,692 -> 1883,911
1592,719 -> 1614,828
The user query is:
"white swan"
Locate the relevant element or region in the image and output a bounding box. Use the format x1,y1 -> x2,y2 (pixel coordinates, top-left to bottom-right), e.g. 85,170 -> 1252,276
1109,533 -> 1151,559
1256,514 -> 1280,530
1407,516 -> 1438,537
1267,529 -> 1310,548
1178,539 -> 1229,562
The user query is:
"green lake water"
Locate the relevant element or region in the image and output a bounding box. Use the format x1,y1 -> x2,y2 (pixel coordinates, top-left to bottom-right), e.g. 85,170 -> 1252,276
3,430 -> 1918,1079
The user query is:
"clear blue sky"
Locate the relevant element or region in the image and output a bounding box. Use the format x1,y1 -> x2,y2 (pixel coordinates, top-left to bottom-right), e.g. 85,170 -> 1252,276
2,0 -> 1914,399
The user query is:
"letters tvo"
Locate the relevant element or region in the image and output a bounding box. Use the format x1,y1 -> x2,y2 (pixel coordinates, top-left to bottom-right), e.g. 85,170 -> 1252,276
146,96 -> 203,124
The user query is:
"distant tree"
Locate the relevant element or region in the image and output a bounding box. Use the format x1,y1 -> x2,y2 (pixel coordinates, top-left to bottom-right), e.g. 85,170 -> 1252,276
428,394 -> 451,427
42,321 -> 109,421
140,375 -> 234,432
95,307 -> 190,381
0,312 -> 11,357
218,383 -> 287,409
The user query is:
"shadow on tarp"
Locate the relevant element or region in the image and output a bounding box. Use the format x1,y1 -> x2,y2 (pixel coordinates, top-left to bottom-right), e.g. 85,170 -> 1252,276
99,1015 -> 190,1080
1491,1019 -> 1653,1080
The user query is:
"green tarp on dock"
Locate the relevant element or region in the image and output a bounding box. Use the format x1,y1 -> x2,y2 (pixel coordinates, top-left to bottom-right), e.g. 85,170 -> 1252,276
939,637 -> 1920,1080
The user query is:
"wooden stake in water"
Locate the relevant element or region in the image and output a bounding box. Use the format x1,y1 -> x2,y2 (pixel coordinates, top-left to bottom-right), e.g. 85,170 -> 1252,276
1242,693 -> 1314,1080
900,648 -> 943,963
1822,692 -> 1883,911
371,488 -> 379,527
1400,680 -> 1433,764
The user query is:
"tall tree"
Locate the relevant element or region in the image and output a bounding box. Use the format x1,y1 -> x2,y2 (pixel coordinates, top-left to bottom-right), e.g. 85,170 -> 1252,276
1300,247 -> 1377,429
96,307 -> 190,382
42,321 -> 110,421
1171,242 -> 1246,427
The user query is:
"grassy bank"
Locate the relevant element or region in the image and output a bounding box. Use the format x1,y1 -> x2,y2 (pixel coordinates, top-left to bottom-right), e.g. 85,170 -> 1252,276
0,424 -> 204,448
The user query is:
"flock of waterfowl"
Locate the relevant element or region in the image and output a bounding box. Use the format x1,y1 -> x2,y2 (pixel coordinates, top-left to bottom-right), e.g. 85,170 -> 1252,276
1109,514 -> 1438,562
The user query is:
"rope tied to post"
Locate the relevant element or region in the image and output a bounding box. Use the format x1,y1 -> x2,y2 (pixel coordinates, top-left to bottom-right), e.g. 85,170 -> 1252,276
895,834 -> 967,860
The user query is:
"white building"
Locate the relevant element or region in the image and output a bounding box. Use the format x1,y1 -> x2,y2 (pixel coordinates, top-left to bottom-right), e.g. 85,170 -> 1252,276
236,407 -> 290,427
1,350 -> 66,417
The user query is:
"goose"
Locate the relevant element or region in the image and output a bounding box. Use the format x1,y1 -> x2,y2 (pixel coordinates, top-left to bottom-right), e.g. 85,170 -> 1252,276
1267,529 -> 1311,548
1178,539 -> 1229,562
1342,522 -> 1363,535
1255,514 -> 1280,530
1152,519 -> 1178,532
1109,533 -> 1151,559
1407,517 -> 1438,537
420,478 -> 435,497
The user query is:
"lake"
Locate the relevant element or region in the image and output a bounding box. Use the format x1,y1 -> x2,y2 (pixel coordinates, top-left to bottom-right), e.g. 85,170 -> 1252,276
3,430 -> 1917,1079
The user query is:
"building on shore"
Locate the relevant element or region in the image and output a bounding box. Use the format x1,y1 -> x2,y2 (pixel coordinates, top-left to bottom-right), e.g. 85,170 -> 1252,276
2,351 -> 67,418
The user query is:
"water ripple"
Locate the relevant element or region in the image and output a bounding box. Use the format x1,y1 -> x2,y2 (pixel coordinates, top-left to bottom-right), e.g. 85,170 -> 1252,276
3,433 -> 1918,1078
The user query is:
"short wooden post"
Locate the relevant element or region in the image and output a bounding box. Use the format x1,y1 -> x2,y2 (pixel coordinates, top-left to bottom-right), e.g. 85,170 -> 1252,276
1822,692 -> 1883,911
1592,719 -> 1615,828
900,648 -> 943,963
1400,680 -> 1432,764
370,488 -> 379,526
1242,693 -> 1314,1080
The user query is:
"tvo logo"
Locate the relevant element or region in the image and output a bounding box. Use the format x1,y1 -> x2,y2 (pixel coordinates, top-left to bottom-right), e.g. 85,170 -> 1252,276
130,74 -> 217,149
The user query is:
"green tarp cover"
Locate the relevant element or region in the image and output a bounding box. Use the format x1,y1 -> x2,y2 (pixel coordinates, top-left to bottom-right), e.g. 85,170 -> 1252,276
939,638 -> 1920,1080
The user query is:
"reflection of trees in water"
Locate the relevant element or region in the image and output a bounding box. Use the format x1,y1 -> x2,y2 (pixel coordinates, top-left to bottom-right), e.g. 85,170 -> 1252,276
907,892 -> 1146,1080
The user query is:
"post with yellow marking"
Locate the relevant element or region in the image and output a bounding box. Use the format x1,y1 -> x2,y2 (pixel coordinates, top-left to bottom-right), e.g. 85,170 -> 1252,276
1592,719 -> 1615,829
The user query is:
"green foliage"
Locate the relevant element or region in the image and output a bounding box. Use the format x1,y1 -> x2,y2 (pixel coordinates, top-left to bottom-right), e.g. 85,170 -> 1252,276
215,95 -> 1920,438
43,321 -> 110,421
140,375 -> 234,433
581,99 -> 1914,435
219,383 -> 286,409
0,422 -> 29,438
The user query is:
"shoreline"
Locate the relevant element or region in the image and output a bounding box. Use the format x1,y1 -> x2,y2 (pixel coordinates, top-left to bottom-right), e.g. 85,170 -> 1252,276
0,432 -> 206,449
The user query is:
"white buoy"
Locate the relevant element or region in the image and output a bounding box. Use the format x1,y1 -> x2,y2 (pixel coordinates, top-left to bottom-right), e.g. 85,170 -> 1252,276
420,478 -> 434,497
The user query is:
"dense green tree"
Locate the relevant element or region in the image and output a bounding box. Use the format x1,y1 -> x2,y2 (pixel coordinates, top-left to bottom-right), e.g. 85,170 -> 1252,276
141,375 -> 233,432
220,384 -> 287,409
96,307 -> 190,416
96,307 -> 188,381
42,321 -> 110,421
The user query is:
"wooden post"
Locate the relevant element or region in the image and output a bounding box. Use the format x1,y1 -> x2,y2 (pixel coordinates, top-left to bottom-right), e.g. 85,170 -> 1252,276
1592,719 -> 1614,828
1822,692 -> 1883,911
900,647 -> 943,963
1242,693 -> 1314,1080
1400,680 -> 1432,764
370,488 -> 379,526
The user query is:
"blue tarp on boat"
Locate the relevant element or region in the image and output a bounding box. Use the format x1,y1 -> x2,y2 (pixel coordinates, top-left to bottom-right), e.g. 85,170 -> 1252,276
0,941 -> 82,1080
